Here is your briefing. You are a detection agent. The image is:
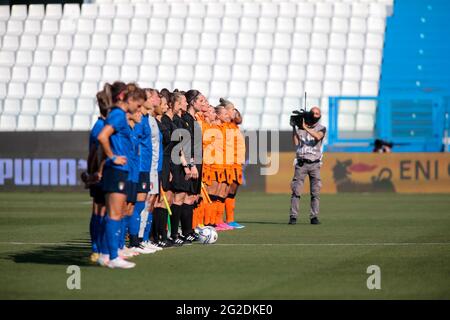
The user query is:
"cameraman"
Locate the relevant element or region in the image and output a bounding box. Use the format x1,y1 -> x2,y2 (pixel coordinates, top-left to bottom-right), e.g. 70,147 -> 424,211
289,107 -> 326,225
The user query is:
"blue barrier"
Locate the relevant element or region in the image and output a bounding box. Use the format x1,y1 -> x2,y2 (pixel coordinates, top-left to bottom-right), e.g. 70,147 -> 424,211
325,0 -> 449,152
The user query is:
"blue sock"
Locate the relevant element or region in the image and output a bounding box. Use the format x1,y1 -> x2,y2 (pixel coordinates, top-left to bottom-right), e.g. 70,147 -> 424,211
95,215 -> 103,253
129,201 -> 144,236
105,216 -> 121,260
99,215 -> 109,255
89,213 -> 99,253
143,211 -> 153,242
119,217 -> 127,249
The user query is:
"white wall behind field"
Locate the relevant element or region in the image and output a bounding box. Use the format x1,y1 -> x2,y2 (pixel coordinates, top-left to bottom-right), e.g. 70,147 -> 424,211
0,0 -> 392,132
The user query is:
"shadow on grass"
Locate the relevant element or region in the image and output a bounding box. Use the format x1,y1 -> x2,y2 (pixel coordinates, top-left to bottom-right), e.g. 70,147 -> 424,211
6,238 -> 96,267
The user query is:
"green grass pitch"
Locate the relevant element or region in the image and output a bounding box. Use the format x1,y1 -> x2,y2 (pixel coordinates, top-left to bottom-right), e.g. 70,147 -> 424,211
0,192 -> 449,299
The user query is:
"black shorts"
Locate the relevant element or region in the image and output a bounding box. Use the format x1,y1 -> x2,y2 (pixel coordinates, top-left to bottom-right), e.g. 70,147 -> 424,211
160,159 -> 172,192
89,182 -> 105,204
126,181 -> 138,204
136,172 -> 150,193
102,166 -> 128,194
188,164 -> 202,195
170,163 -> 190,193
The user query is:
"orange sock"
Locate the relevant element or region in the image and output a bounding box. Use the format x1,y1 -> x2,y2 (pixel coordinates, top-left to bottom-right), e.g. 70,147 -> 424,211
198,201 -> 205,226
192,206 -> 199,229
216,201 -> 225,225
225,198 -> 235,223
204,202 -> 213,225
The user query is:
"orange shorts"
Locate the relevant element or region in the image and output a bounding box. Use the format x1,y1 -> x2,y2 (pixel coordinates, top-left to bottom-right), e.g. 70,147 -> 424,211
233,165 -> 243,185
202,165 -> 213,186
225,167 -> 235,185
211,166 -> 227,184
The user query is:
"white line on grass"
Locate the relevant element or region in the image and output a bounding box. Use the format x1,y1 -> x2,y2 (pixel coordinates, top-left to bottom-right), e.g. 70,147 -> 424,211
0,242 -> 450,247
214,243 -> 450,247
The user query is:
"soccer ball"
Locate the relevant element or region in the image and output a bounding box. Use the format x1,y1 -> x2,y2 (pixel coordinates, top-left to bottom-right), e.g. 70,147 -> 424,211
197,227 -> 218,244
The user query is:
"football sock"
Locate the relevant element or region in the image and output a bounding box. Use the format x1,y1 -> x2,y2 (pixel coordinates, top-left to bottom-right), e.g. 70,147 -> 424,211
216,201 -> 225,225
94,214 -> 104,253
157,208 -> 168,241
143,211 -> 153,242
152,207 -> 162,242
119,217 -> 127,249
128,201 -> 143,246
99,214 -> 109,255
181,203 -> 194,236
192,206 -> 198,229
204,202 -> 213,225
187,204 -> 195,233
225,197 -> 236,223
105,216 -> 121,260
89,213 -> 98,253
198,201 -> 205,226
170,204 -> 182,239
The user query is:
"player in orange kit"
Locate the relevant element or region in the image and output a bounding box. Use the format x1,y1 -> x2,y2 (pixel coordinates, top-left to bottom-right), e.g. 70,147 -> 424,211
220,98 -> 246,229
200,105 -> 222,229
207,105 -> 234,231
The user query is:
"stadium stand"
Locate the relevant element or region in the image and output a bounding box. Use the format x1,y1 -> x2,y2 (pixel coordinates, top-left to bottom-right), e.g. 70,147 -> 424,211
1,0 -> 393,136
379,0 -> 450,151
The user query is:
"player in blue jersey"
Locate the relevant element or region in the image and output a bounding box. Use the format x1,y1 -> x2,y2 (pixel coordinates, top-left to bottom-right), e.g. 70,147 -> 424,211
147,93 -> 167,246
82,89 -> 111,264
97,82 -> 146,269
137,88 -> 164,251
120,109 -> 157,255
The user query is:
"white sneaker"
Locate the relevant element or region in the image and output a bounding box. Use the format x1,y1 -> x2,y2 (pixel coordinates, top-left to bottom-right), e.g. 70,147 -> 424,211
142,241 -> 163,251
97,254 -> 110,267
119,247 -> 139,258
131,245 -> 157,254
108,257 -> 136,269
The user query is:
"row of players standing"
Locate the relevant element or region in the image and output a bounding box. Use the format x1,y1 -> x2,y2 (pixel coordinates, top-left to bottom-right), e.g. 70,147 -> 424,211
84,82 -> 246,269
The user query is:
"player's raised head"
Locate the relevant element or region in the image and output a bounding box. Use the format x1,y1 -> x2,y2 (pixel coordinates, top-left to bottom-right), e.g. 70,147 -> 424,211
215,105 -> 231,123
186,89 -> 209,113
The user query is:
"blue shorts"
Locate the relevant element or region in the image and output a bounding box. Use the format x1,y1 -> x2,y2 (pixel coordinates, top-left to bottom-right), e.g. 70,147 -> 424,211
102,166 -> 128,194
136,172 -> 150,193
126,181 -> 138,203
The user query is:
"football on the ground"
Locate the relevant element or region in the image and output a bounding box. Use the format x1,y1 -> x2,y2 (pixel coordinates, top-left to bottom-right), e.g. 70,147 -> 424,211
198,227 -> 218,244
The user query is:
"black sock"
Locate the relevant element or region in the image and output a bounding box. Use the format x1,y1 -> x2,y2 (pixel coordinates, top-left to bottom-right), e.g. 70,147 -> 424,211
170,204 -> 182,239
159,208 -> 168,241
181,203 -> 194,236
129,234 -> 140,247
152,207 -> 161,242
187,204 -> 194,234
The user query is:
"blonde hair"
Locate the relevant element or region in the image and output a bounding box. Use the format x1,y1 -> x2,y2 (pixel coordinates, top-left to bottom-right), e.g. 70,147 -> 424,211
218,97 -> 234,109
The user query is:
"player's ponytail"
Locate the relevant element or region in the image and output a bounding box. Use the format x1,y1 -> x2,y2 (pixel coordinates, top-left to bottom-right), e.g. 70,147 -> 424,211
169,91 -> 184,109
96,87 -> 111,117
108,81 -> 127,104
102,83 -> 113,107
159,88 -> 171,106
234,109 -> 243,125
218,97 -> 234,109
185,89 -> 201,107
